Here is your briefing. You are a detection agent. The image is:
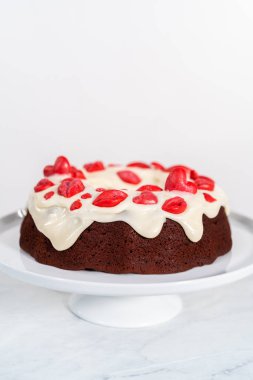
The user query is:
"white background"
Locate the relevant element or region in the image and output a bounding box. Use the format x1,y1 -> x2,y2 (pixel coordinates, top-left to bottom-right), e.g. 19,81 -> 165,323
0,0 -> 252,216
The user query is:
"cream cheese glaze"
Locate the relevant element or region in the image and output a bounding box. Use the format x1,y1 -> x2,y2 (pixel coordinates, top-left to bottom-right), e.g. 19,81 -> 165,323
28,165 -> 229,251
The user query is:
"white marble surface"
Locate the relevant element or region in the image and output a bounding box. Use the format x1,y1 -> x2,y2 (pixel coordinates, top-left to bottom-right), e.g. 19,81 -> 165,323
0,273 -> 253,380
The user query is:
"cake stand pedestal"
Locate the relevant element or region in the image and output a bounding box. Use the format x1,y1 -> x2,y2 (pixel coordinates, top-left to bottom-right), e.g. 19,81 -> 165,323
68,294 -> 182,327
0,210 -> 253,328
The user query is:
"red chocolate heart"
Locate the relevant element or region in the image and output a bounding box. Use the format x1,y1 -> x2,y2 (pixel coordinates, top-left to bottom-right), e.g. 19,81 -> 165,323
151,161 -> 166,171
84,161 -> 105,172
58,178 -> 85,198
117,170 -> 141,185
54,156 -> 71,174
43,156 -> 71,176
93,190 -> 127,207
81,193 -> 92,199
34,179 -> 55,193
165,168 -> 197,194
133,191 -> 158,205
195,176 -> 215,191
137,185 -> 162,191
203,193 -> 216,202
44,191 -> 54,200
162,196 -> 187,214
127,161 -> 150,169
70,166 -> 86,179
70,199 -> 82,211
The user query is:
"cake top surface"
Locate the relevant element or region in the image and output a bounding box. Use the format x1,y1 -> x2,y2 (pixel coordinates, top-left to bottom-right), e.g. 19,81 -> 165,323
28,156 -> 229,251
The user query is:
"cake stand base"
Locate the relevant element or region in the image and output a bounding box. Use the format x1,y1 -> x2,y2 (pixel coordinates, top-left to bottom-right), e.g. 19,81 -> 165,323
68,294 -> 183,328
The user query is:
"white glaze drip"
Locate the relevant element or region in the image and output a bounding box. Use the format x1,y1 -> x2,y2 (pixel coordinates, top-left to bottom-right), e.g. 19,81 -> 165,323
28,166 -> 229,251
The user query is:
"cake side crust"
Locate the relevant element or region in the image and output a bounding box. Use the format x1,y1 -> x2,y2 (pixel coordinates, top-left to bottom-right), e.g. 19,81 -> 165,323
20,207 -> 232,274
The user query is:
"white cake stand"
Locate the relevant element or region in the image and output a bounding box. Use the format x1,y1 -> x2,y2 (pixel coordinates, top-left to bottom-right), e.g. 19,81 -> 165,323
0,210 -> 253,328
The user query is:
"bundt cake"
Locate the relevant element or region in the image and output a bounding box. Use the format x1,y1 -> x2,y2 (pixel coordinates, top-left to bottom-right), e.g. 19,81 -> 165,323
20,156 -> 232,274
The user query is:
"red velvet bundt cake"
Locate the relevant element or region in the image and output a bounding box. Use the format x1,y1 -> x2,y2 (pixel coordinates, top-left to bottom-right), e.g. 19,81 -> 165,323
20,156 -> 232,274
